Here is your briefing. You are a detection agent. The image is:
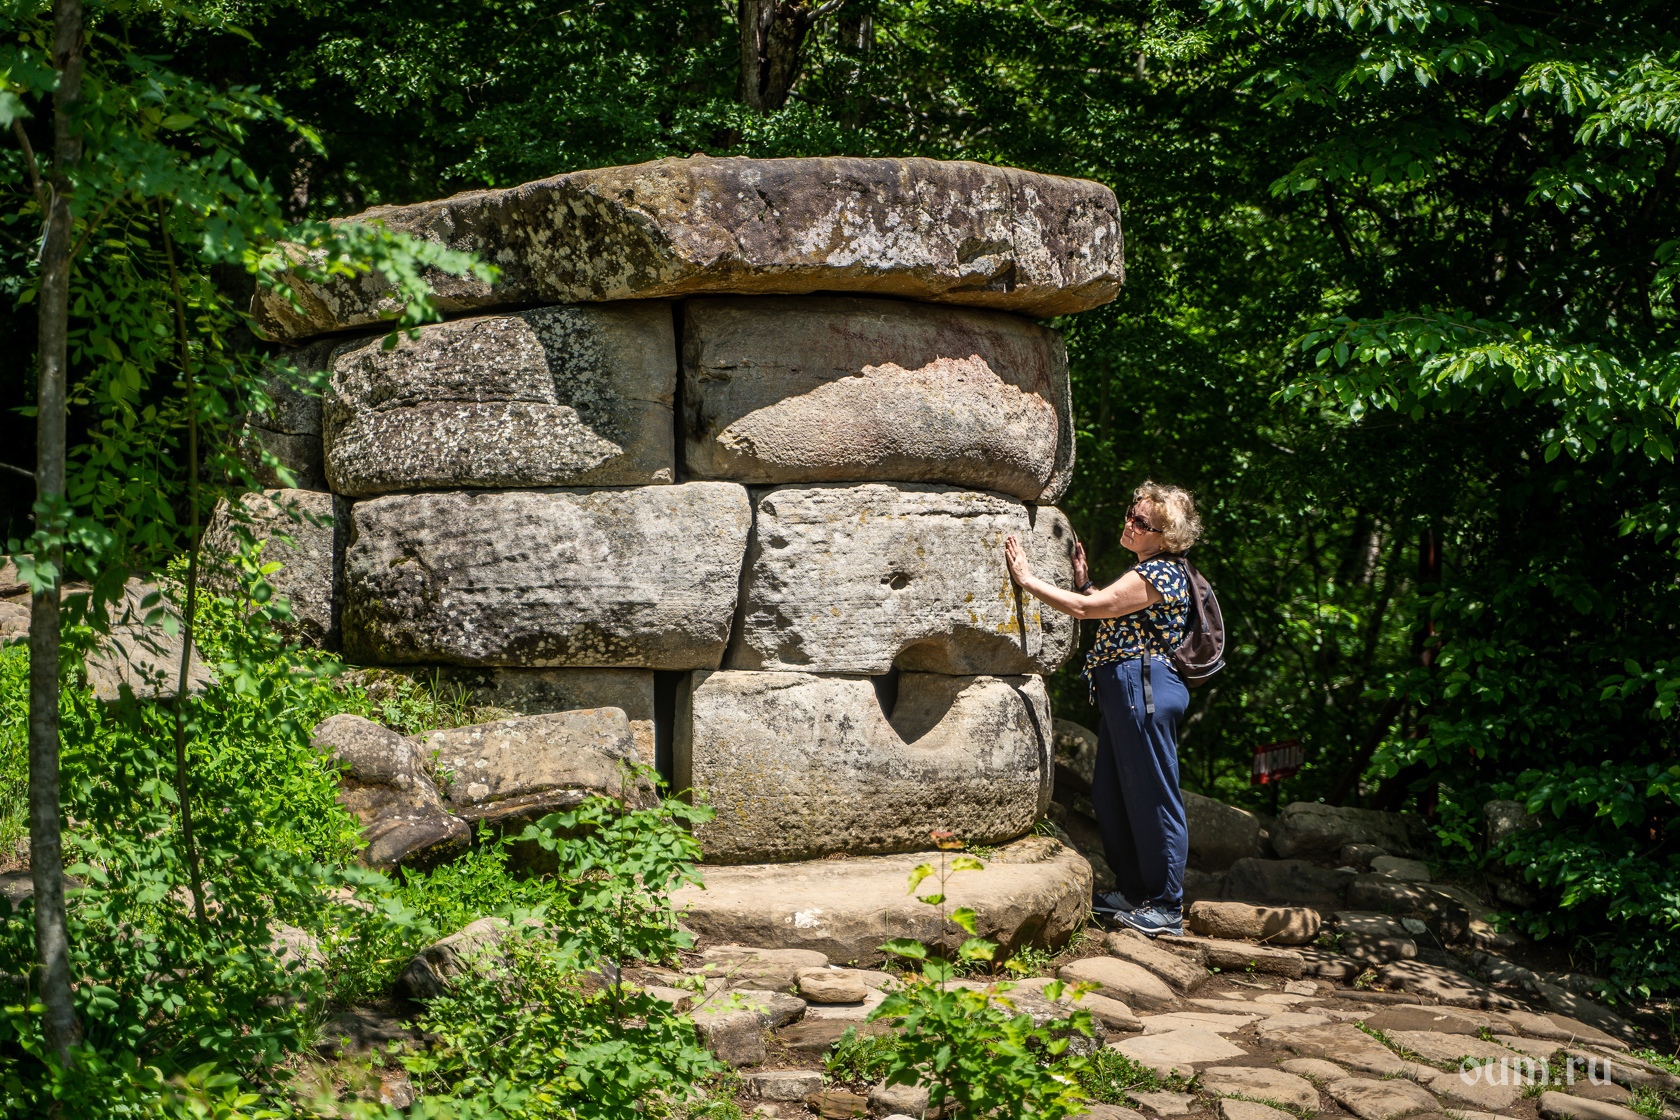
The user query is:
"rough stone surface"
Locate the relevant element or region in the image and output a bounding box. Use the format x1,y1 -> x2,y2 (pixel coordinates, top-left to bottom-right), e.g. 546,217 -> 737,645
1141,1011 -> 1262,1035
203,489 -> 340,648
343,483 -> 750,669
1185,901 -> 1321,945
1057,956 -> 1176,1011
1371,855 -> 1431,881
673,836 -> 1090,965
1077,990 -> 1144,1032
867,1082 -> 929,1119
1387,1030 -> 1519,1066
1199,1067 -> 1319,1112
808,1089 -> 871,1119
1186,793 -> 1265,872
1191,938 -> 1306,979
730,989 -> 808,1028
1345,877 -> 1472,943
323,303 -> 676,496
695,946 -> 831,993
1129,1091 -> 1197,1115
85,578 -> 216,702
1374,960 -> 1518,1011
1426,1066 -> 1524,1111
678,669 -> 1051,863
1258,1023 -> 1408,1076
311,714 -> 468,869
1272,802 -> 1428,860
1360,1006 -> 1502,1036
692,1007 -> 766,1066
748,1070 -> 824,1101
1084,1106 -> 1146,1120
1224,858 -> 1356,909
241,340 -> 330,489
423,667 -> 656,761
417,708 -> 653,827
1106,930 -> 1210,993
1217,1101 -> 1294,1120
1539,1092 -> 1648,1120
1053,718 -> 1097,794
798,969 -> 870,1004
1339,843 -> 1388,869
727,484 -> 1073,676
1279,1058 -> 1352,1082
254,156 -> 1124,341
1326,1076 -> 1440,1120
1113,1028 -> 1249,1073
682,295 -> 1073,501
398,916 -> 511,1000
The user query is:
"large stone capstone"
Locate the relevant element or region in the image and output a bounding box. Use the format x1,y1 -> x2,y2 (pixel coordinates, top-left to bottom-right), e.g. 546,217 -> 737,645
724,484 -> 1076,676
322,303 -> 676,496
342,483 -> 750,668
672,836 -> 1091,965
252,156 -> 1123,341
676,670 -> 1052,864
681,296 -> 1072,501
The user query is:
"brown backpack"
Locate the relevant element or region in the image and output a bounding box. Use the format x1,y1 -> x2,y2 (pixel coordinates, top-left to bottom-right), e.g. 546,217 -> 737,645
1141,553 -> 1226,714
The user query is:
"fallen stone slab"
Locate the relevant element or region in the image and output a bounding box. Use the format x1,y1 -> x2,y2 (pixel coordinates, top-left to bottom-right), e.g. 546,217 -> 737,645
1258,1023 -> 1408,1076
1284,980 -> 1320,995
1252,1011 -> 1332,1032
1199,1066 -> 1319,1111
806,1088 -> 870,1118
747,1070 -> 824,1101
1190,937 -> 1306,979
692,1006 -> 766,1067
203,488 -> 341,648
1326,1075 -> 1440,1120
1385,1029 -> 1520,1066
312,714 -> 468,870
416,708 -> 653,828
343,483 -> 750,669
1505,1009 -> 1628,1051
675,836 -> 1089,965
798,968 -> 870,1004
1129,1090 -> 1197,1115
1279,1057 -> 1352,1082
1186,901 -> 1321,945
1298,947 -> 1363,981
1496,1034 -> 1561,1061
676,669 -> 1051,863
398,916 -> 513,1000
681,295 -> 1073,501
1107,929 -> 1210,993
800,987 -> 887,1023
1058,956 -> 1177,1012
1538,1091 -> 1648,1120
723,989 -> 808,1028
1562,1080 -> 1635,1106
1566,1047 -> 1680,1091
1113,1027 -> 1249,1075
322,304 -> 676,496
85,577 -> 217,702
1068,989 -> 1144,1032
1224,859 -> 1356,910
1272,802 -> 1429,861
253,156 -> 1124,342
1216,1101 -> 1293,1120
775,1018 -> 895,1058
726,483 -> 1075,676
423,667 -> 657,761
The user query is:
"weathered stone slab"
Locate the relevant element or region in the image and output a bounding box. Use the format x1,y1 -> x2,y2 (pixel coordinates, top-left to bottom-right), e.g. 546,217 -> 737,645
681,296 -> 1071,501
1106,929 -> 1210,993
1186,900 -> 1321,944
417,708 -> 652,828
322,303 -> 675,496
677,669 -> 1051,863
421,667 -> 656,761
1326,1076 -> 1439,1120
1113,1028 -> 1249,1074
312,714 -> 468,870
1258,1022 -> 1408,1076
1199,1066 -> 1320,1111
1225,858 -> 1356,909
672,836 -> 1090,965
1272,802 -> 1429,860
1538,1091 -> 1648,1120
253,156 -> 1124,341
203,488 -> 341,648
343,483 -> 750,669
1189,937 -> 1306,979
398,915 -> 512,1000
725,484 -> 1073,675
240,340 -> 330,490
1217,1101 -> 1294,1120
85,577 -> 216,702
1057,956 -> 1176,1011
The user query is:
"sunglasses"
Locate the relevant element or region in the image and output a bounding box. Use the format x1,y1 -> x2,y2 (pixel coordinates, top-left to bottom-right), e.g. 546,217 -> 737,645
1126,506 -> 1162,534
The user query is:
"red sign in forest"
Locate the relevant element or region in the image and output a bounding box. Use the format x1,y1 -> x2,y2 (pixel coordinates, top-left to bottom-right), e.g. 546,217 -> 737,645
1251,739 -> 1303,785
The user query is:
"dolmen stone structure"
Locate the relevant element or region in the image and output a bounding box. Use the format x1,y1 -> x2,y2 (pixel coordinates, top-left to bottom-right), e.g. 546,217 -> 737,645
222,155 -> 1124,964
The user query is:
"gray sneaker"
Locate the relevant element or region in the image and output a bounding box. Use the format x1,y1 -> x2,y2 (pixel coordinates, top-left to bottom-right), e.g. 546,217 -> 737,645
1112,905 -> 1184,937
1092,890 -> 1138,921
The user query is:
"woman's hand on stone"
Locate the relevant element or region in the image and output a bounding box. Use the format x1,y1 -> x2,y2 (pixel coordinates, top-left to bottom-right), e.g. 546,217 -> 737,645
1004,534 -> 1033,586
1071,541 -> 1090,589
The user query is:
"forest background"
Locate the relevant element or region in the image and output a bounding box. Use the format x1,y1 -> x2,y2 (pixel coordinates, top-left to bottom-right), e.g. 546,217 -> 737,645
1,0 -> 1677,1029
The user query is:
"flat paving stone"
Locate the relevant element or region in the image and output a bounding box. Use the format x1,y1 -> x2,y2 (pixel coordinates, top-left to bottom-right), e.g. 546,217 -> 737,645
1108,930 -> 1212,993
1253,993 -> 1317,1006
747,1070 -> 824,1101
1114,1028 -> 1251,1075
1386,1029 -> 1523,1066
1278,1057 -> 1352,1082
1198,1066 -> 1320,1110
1217,1101 -> 1294,1120
1497,1034 -> 1561,1061
1327,1075 -> 1441,1120
1061,956 -> 1178,1011
1426,1065 -> 1525,1110
1129,1091 -> 1199,1115
1086,1107 -> 1149,1120
1140,1012 -> 1265,1035
1539,1091 -> 1648,1120
1252,1011 -> 1332,1032
1362,1006 -> 1507,1035
1257,1023 -> 1407,1076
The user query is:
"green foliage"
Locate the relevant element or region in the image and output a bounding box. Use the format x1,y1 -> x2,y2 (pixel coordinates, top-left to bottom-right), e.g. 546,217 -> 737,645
824,1026 -> 899,1085
1067,1045 -> 1166,1104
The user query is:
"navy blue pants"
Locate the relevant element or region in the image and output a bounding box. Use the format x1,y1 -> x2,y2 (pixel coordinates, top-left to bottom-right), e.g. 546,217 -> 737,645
1091,656 -> 1190,910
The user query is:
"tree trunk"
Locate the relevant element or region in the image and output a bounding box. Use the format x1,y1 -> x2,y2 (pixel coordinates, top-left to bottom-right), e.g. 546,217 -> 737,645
29,0 -> 86,1067
738,0 -> 844,112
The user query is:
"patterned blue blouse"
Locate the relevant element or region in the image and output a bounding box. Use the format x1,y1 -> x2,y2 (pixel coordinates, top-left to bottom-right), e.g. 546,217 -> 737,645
1081,556 -> 1191,701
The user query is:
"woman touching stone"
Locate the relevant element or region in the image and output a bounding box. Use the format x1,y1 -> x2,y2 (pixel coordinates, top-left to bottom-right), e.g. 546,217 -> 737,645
1004,481 -> 1202,937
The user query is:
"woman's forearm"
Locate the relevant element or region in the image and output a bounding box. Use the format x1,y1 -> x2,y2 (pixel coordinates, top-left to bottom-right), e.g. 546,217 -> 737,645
1019,573 -> 1097,619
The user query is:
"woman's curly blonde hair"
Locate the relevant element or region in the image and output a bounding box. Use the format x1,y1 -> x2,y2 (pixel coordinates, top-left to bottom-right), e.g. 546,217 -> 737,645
1135,480 -> 1202,552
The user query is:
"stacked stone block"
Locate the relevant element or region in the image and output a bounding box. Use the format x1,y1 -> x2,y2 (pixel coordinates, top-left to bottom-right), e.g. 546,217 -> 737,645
223,154 -> 1123,959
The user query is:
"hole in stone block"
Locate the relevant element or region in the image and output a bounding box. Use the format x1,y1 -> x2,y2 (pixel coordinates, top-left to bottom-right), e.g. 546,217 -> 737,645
870,666 -> 900,722
887,673 -> 967,747
883,571 -> 910,590
653,670 -> 682,788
